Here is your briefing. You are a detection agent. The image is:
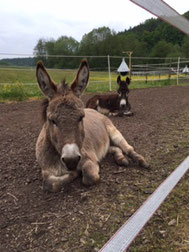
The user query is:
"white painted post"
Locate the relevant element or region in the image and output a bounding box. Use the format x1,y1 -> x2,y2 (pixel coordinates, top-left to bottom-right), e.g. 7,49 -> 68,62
177,56 -> 180,85
107,55 -> 112,91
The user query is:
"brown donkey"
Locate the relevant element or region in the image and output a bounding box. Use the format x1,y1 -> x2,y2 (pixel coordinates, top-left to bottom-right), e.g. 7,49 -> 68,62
36,60 -> 149,192
86,76 -> 133,116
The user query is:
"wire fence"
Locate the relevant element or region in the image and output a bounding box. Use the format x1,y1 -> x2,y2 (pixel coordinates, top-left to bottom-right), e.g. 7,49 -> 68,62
0,54 -> 189,92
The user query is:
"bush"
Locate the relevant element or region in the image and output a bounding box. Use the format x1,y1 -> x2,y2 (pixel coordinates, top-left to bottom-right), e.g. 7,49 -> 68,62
0,82 -> 26,101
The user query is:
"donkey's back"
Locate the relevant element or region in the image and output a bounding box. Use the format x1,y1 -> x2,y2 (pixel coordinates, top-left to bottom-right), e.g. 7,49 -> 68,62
81,108 -> 110,162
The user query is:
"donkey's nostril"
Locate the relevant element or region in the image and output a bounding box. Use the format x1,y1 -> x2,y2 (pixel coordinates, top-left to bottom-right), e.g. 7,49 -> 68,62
62,155 -> 81,170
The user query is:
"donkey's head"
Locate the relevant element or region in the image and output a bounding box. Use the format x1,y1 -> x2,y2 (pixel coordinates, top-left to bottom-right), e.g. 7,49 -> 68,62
36,60 -> 89,171
117,76 -> 130,110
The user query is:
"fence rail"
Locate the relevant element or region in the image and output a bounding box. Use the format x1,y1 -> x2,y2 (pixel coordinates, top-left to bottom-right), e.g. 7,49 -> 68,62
100,156 -> 189,252
0,54 -> 189,91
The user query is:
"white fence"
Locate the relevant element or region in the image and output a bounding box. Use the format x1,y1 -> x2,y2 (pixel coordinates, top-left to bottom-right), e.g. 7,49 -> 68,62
100,156 -> 189,251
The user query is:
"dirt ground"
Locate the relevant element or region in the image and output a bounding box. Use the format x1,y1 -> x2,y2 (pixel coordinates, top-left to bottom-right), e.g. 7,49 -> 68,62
1,86 -> 189,252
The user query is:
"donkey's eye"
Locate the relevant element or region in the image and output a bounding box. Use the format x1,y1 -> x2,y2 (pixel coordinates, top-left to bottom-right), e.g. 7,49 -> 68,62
78,115 -> 84,122
50,119 -> 57,126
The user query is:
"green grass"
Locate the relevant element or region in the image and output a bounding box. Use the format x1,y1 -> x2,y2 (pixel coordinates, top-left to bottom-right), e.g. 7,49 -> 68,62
0,67 -> 76,84
0,67 -> 189,101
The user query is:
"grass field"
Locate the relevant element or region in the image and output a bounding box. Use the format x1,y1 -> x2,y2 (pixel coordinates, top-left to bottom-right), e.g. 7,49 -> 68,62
0,67 -> 188,101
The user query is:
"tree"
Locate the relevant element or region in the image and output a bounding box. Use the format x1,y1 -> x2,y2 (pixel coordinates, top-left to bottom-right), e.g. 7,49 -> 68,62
53,36 -> 79,68
34,39 -> 47,56
181,36 -> 189,58
34,39 -> 48,64
79,27 -> 113,69
150,40 -> 175,58
79,27 -> 112,54
34,36 -> 79,68
54,36 -> 79,55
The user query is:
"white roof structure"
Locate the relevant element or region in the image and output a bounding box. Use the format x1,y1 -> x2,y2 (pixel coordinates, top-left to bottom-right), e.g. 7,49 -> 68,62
183,65 -> 189,73
117,58 -> 130,73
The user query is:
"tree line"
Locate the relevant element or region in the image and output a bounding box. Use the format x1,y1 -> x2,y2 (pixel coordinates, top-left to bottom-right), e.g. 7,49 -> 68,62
1,11 -> 189,69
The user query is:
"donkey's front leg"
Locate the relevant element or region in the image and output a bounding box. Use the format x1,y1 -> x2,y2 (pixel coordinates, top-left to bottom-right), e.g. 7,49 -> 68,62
42,170 -> 79,192
80,159 -> 100,186
108,146 -> 129,166
107,124 -> 149,168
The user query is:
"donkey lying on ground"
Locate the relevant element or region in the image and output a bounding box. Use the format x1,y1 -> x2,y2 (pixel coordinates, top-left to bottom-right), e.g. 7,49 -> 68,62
86,76 -> 133,116
36,60 -> 149,192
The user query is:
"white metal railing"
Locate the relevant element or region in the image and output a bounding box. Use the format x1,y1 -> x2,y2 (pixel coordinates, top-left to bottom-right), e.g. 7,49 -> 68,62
100,156 -> 189,252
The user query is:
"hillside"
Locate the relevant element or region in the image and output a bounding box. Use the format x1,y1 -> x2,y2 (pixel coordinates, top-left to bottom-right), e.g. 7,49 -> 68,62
121,10 -> 189,48
0,57 -> 35,67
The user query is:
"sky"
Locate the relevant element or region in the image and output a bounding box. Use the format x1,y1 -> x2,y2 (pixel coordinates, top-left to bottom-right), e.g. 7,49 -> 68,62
0,0 -> 189,59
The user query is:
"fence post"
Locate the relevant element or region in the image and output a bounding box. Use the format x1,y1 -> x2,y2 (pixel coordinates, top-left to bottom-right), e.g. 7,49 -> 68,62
145,74 -> 148,83
107,55 -> 112,91
177,56 -> 180,85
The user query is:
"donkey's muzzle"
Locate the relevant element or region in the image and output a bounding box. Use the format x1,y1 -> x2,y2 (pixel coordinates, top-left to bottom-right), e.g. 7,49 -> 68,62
61,144 -> 81,170
120,98 -> 127,110
120,104 -> 126,109
62,156 -> 81,170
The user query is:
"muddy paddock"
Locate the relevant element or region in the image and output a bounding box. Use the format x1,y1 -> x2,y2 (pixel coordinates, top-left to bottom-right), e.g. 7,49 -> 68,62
0,86 -> 189,252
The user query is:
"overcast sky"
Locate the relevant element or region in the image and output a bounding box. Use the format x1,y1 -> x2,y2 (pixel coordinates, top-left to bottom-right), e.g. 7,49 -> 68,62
0,0 -> 189,59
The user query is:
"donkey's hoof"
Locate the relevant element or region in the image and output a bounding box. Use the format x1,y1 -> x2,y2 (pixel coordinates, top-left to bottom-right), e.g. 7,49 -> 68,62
82,174 -> 100,187
124,111 -> 134,117
43,180 -> 53,192
116,157 -> 129,167
43,180 -> 62,193
118,112 -> 124,117
139,160 -> 150,169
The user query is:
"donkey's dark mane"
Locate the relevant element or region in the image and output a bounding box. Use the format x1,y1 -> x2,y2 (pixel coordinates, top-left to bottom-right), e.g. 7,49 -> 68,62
58,79 -> 70,94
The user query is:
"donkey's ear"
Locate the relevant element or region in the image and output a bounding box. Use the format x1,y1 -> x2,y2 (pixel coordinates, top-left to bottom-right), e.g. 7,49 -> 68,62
36,61 -> 57,99
117,75 -> 121,85
126,77 -> 131,85
71,59 -> 89,97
